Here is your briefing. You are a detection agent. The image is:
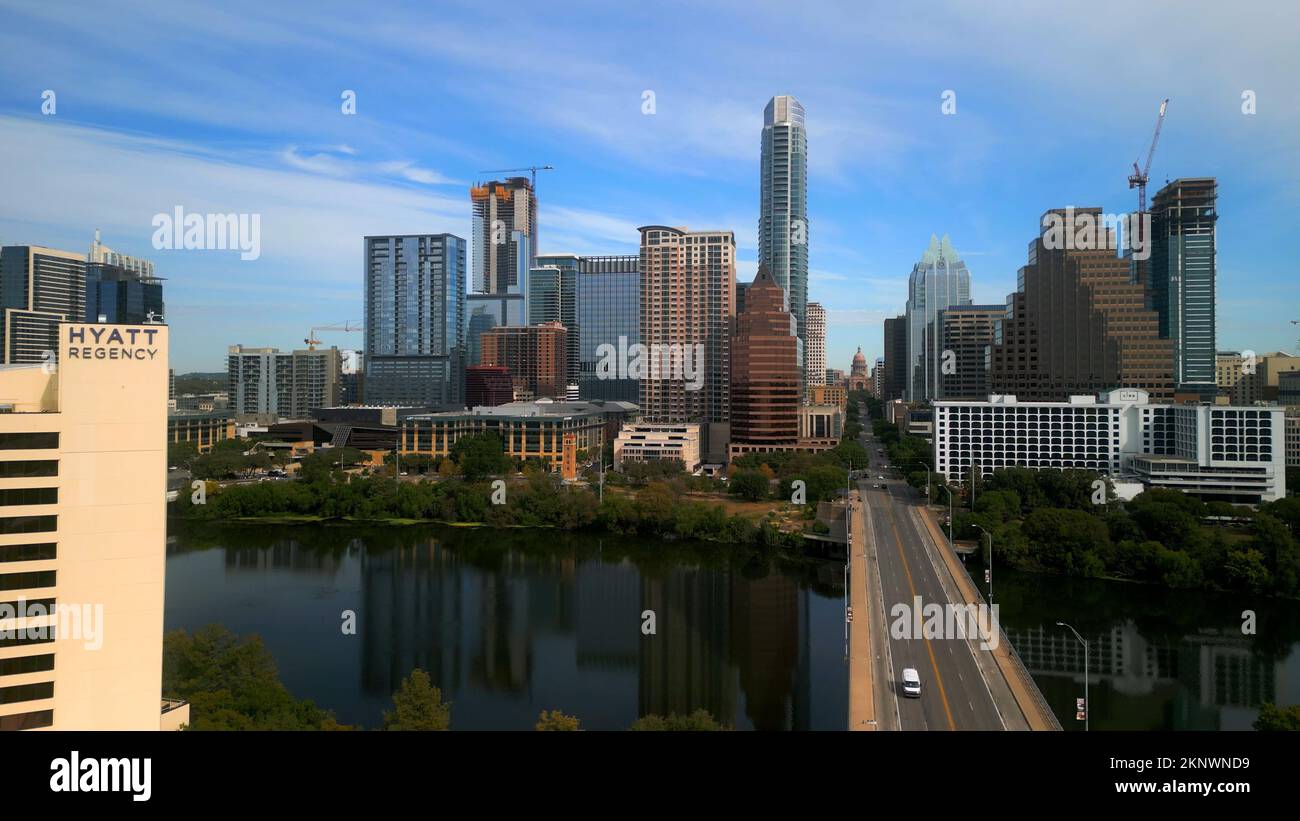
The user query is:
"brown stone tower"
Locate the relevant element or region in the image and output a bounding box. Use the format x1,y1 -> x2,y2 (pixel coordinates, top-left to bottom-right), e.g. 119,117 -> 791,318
730,263 -> 800,452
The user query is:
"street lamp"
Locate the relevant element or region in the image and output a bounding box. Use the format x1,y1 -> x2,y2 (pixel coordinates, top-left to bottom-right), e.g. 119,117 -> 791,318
1056,621 -> 1089,731
973,524 -> 992,605
940,485 -> 954,556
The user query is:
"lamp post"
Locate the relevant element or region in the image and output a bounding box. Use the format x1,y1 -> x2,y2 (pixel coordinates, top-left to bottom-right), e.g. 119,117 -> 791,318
1056,621 -> 1089,731
973,524 -> 992,605
940,485 -> 954,556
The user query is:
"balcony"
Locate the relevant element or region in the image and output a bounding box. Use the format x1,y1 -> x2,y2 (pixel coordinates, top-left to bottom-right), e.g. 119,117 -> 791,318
161,698 -> 190,731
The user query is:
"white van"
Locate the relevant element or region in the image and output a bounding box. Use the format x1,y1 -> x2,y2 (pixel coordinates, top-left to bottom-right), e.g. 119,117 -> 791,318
902,667 -> 921,698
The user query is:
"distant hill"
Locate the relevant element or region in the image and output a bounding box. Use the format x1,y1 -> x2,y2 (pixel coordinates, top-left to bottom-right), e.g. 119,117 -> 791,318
174,372 -> 226,395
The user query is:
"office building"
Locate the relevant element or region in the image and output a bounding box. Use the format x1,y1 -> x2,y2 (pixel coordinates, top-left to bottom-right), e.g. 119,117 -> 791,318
465,292 -> 525,366
614,422 -> 702,472
402,399 -> 630,464
227,345 -> 342,419
168,410 -> 235,453
931,304 -> 1003,400
989,207 -> 1174,402
88,229 -> 155,279
905,234 -> 971,401
1230,352 -> 1300,405
871,357 -> 884,399
881,313 -> 907,402
1279,370 -> 1300,407
638,226 -> 735,426
363,234 -> 465,407
805,302 -> 826,389
85,262 -> 164,325
480,323 -> 567,399
471,177 -> 536,295
465,365 -> 513,408
0,322 -> 186,730
1285,409 -> 1300,470
575,254 -> 640,403
758,95 -> 809,380
0,246 -> 86,365
809,383 -> 846,408
729,264 -> 799,457
934,389 -> 1285,503
1149,178 -> 1218,399
529,254 -> 580,383
1216,351 -> 1247,400
798,404 -> 843,449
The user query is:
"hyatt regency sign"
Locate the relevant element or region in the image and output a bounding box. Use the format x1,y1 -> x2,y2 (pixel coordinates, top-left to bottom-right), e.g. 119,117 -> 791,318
65,326 -> 162,361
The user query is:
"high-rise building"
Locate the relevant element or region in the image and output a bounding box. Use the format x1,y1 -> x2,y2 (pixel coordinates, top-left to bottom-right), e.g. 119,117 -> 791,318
575,254 -> 640,403
465,293 -> 525,366
0,245 -> 86,365
638,226 -> 735,425
882,314 -> 908,401
227,345 -> 342,418
729,264 -> 800,456
363,234 -> 465,407
88,228 -> 155,279
805,302 -> 826,389
480,322 -> 567,399
85,262 -> 164,325
471,177 -> 536,294
464,364 -> 514,408
989,208 -> 1173,402
1216,351 -> 1246,399
904,234 -> 971,402
1149,178 -> 1218,399
0,322 -> 186,730
758,95 -> 809,381
530,254 -> 581,388
931,304 -> 1004,400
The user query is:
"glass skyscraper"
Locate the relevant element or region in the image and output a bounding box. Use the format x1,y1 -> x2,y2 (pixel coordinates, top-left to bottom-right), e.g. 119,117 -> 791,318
85,262 -> 164,324
759,95 -> 808,381
905,234 -> 971,402
1149,178 -> 1218,398
363,234 -> 465,407
530,254 -> 580,385
575,254 -> 639,403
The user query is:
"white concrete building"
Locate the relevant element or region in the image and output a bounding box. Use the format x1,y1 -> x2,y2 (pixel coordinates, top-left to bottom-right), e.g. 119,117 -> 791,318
614,422 -> 701,472
933,389 -> 1286,503
805,302 -> 826,388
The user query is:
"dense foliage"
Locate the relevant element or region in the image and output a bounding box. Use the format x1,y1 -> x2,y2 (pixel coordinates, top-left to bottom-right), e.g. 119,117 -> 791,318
163,625 -> 348,730
383,668 -> 451,731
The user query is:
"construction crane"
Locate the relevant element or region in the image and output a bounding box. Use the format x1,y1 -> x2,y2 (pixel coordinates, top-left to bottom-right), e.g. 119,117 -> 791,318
477,165 -> 554,189
1128,99 -> 1169,214
305,321 -> 362,350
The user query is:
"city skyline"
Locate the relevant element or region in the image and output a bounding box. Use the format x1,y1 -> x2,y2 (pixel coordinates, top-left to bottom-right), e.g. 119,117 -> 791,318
2,1 -> 1297,373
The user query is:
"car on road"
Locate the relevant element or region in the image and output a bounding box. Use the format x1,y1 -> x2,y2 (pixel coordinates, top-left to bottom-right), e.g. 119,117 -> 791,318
877,475 -> 884,480
902,667 -> 922,698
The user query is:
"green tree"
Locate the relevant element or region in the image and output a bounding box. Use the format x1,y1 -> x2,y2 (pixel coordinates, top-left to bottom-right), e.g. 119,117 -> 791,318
629,709 -> 728,731
451,433 -> 512,481
383,668 -> 451,731
163,625 -> 346,730
1254,702 -> 1300,731
535,710 -> 581,731
728,469 -> 769,502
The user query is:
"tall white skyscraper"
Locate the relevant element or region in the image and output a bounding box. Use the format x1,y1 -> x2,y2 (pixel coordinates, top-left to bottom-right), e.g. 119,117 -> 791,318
905,234 -> 971,402
759,95 -> 809,383
805,301 -> 826,388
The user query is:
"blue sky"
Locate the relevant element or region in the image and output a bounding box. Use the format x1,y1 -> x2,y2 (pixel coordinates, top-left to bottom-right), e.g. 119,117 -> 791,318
1,0 -> 1297,373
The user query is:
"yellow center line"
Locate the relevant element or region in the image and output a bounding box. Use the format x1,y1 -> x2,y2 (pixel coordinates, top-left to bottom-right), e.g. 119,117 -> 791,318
884,502 -> 957,731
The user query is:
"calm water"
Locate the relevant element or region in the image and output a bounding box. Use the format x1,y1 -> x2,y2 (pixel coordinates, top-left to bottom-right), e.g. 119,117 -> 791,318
165,521 -> 1300,730
164,521 -> 849,730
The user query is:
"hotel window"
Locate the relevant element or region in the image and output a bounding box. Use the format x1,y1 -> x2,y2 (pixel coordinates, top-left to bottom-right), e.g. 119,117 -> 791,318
0,682 -> 53,705
0,709 -> 52,730
0,543 -> 56,563
0,461 -> 58,478
0,433 -> 59,450
0,488 -> 57,507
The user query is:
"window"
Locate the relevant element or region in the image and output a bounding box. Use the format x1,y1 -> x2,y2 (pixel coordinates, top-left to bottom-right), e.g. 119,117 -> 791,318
0,708 -> 52,730
0,570 -> 55,591
0,516 -> 56,535
0,488 -> 57,506
0,460 -> 57,478
0,681 -> 53,704
0,433 -> 58,450
0,543 -> 55,563
0,653 -> 54,677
